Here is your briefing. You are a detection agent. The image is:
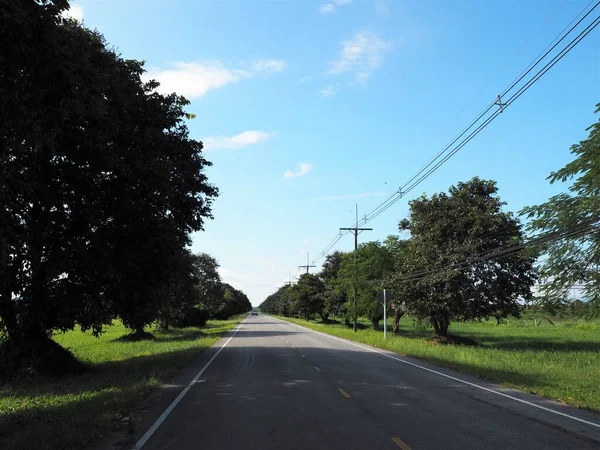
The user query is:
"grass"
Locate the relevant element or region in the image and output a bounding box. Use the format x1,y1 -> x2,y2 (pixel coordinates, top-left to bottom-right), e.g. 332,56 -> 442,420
272,315 -> 600,414
0,317 -> 243,450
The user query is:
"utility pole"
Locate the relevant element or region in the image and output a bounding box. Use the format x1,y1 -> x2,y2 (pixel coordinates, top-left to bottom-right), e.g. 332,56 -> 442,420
298,252 -> 316,274
340,204 -> 372,332
283,272 -> 294,286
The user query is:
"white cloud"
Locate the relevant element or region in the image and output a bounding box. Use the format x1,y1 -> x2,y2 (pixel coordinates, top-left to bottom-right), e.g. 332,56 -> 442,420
298,76 -> 313,84
62,3 -> 83,21
319,84 -> 339,98
252,58 -> 287,74
319,0 -> 352,14
319,4 -> 336,13
327,30 -> 393,85
283,163 -> 312,179
317,192 -> 386,201
203,130 -> 274,151
144,59 -> 286,99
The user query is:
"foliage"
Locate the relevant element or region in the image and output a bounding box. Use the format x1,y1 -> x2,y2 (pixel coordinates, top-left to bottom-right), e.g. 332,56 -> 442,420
212,283 -> 252,320
259,285 -> 293,316
383,235 -> 411,332
0,1 -> 217,350
319,251 -> 348,321
289,274 -> 325,321
159,253 -> 251,326
336,242 -> 394,328
521,104 -> 600,316
400,177 -> 537,336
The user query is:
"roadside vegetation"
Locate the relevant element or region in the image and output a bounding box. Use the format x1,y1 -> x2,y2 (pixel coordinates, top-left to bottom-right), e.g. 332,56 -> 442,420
0,317 -> 242,450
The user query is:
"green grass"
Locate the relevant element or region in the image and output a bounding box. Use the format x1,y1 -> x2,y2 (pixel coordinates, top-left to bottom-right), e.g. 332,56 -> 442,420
0,317 -> 243,450
273,315 -> 600,413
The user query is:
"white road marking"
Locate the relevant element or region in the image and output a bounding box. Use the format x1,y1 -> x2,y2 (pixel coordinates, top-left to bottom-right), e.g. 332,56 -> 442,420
133,317 -> 249,449
269,316 -> 600,430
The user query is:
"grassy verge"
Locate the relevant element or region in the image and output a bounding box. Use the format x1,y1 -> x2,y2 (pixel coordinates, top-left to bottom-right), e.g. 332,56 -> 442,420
0,317 -> 243,450
272,315 -> 600,413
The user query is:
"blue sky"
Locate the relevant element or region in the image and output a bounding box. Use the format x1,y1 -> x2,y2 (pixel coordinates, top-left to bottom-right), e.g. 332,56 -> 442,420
67,0 -> 599,305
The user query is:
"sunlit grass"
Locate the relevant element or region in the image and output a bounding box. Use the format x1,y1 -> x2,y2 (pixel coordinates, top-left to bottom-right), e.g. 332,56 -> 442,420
273,315 -> 600,413
0,317 -> 242,450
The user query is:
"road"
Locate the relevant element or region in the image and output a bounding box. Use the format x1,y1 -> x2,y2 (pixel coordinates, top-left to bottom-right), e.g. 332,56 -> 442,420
127,315 -> 600,450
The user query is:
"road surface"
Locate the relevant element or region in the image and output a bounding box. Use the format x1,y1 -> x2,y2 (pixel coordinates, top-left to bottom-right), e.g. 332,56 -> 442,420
127,315 -> 600,450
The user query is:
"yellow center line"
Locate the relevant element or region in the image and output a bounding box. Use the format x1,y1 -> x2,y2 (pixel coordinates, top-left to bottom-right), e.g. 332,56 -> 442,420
313,366 -> 322,372
390,437 -> 412,450
337,388 -> 351,398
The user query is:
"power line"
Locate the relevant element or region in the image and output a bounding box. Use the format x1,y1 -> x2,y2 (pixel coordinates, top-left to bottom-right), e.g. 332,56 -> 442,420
391,219 -> 599,284
307,1 -> 599,271
358,7 -> 600,226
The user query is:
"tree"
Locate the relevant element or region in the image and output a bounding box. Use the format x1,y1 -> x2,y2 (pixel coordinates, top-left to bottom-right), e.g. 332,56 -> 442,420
401,178 -> 536,337
336,242 -> 394,329
156,249 -> 200,330
259,285 -> 294,316
319,251 -> 347,322
1,3 -> 121,344
213,284 -> 252,320
383,235 -> 411,333
0,2 -> 217,355
289,274 -> 325,321
521,104 -> 600,315
191,253 -> 223,318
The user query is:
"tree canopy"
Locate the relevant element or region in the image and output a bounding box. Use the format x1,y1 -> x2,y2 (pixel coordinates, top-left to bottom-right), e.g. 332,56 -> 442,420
399,177 -> 536,336
521,105 -> 600,314
0,1 -> 218,349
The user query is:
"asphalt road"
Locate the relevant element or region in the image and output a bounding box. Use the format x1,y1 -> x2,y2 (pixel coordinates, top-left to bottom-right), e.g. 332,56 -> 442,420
127,315 -> 600,450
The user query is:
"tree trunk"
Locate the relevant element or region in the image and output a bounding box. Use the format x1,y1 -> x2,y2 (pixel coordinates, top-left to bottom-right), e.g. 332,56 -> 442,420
431,312 -> 449,337
392,310 -> 404,334
431,316 -> 440,335
0,293 -> 19,342
439,314 -> 449,337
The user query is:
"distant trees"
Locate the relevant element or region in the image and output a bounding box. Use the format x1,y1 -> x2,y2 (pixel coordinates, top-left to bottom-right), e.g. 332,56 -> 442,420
521,104 -> 600,315
0,1 -> 234,362
158,253 -> 252,328
320,251 -> 347,322
260,286 -> 293,316
260,178 -> 537,338
289,274 -> 325,321
399,178 -> 536,337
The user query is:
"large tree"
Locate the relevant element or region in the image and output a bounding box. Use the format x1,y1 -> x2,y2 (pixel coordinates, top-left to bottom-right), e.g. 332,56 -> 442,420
0,2 -> 217,351
521,105 -> 600,313
400,177 -> 536,337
